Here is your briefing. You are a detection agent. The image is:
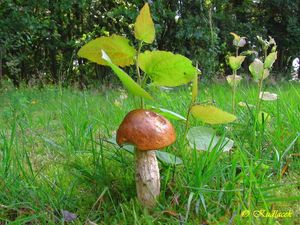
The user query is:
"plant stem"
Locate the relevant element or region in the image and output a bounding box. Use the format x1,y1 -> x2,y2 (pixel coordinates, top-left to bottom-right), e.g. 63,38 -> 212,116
256,77 -> 264,111
184,101 -> 193,138
184,63 -> 199,138
232,69 -> 237,113
236,46 -> 239,57
135,41 -> 144,109
256,49 -> 268,116
264,48 -> 268,60
231,46 -> 239,113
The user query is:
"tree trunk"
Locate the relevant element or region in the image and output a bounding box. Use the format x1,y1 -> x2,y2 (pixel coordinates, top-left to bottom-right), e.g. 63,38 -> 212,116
135,149 -> 160,208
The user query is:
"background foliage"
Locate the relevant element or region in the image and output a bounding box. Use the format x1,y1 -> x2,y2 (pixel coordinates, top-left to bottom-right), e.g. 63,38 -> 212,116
1,0 -> 299,87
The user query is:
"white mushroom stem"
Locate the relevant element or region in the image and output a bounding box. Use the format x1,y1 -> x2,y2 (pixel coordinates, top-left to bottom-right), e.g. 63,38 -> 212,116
135,149 -> 160,208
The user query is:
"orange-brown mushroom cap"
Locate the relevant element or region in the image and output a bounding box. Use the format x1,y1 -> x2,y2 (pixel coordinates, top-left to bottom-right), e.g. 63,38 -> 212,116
116,109 -> 176,151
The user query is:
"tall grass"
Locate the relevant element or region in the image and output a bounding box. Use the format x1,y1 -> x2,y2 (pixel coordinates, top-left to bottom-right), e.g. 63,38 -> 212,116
0,82 -> 299,224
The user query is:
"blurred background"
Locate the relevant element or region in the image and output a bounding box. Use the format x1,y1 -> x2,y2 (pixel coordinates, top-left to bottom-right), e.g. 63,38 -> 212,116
0,0 -> 299,88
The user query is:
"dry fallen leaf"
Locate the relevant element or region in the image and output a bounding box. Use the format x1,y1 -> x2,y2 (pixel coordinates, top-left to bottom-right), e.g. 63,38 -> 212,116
281,163 -> 289,177
162,210 -> 178,217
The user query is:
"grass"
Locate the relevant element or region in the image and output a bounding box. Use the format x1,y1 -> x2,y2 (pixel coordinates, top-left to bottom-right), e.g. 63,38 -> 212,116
0,81 -> 299,224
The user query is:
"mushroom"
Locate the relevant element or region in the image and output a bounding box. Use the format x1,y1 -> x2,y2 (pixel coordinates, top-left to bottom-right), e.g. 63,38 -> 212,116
117,109 -> 176,207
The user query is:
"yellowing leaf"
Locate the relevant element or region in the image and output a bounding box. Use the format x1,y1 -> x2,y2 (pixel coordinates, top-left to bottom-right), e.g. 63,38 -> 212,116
228,56 -> 245,71
78,35 -> 136,67
191,105 -> 237,124
134,3 -> 155,44
264,52 -> 277,69
139,50 -> 197,87
226,75 -> 242,87
230,32 -> 240,42
101,50 -> 153,100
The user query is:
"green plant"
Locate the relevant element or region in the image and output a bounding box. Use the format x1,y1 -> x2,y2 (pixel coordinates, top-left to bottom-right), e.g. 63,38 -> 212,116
78,3 -> 197,208
249,36 -> 278,118
226,32 -> 247,113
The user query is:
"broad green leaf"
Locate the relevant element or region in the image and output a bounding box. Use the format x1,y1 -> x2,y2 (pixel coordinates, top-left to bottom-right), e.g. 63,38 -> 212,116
258,111 -> 271,125
139,50 -> 197,87
226,75 -> 242,87
228,56 -> 245,71
259,91 -> 278,101
148,106 -> 186,121
134,3 -> 155,44
191,105 -> 237,124
264,52 -> 277,69
102,50 -> 153,100
192,75 -> 198,102
106,135 -> 182,165
156,151 -> 183,165
249,59 -> 264,82
78,35 -> 136,67
186,126 -> 234,152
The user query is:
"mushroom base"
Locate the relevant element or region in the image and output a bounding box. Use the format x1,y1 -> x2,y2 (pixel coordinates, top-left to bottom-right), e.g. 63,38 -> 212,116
135,149 -> 160,208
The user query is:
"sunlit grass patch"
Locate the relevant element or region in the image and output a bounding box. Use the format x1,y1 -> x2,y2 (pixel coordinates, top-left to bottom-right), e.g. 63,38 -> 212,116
0,83 -> 299,224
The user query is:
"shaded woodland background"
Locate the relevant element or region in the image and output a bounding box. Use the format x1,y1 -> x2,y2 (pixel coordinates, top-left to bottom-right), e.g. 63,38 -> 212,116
1,0 -> 300,88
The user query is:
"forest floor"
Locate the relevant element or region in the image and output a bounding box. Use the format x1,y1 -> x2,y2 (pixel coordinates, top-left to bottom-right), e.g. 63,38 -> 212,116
0,82 -> 299,224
